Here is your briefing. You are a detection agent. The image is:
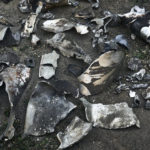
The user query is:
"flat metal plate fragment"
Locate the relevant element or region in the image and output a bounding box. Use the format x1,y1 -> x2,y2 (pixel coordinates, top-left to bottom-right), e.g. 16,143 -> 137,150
21,13 -> 37,38
57,116 -> 92,149
0,64 -> 31,140
80,98 -> 140,129
39,51 -> 59,79
78,50 -> 125,95
47,33 -> 92,64
24,81 -> 76,136
42,18 -> 75,33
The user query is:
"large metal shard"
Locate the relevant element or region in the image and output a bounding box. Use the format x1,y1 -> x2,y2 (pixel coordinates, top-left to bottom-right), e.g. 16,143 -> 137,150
57,116 -> 92,149
0,64 -> 31,140
80,98 -> 140,129
46,33 -> 92,64
24,81 -> 76,136
78,50 -> 125,96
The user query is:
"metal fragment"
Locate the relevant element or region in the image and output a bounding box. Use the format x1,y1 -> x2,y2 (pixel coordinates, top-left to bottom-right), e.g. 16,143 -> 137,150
132,69 -> 146,81
21,13 -> 37,38
75,24 -> 89,35
46,33 -> 92,64
128,57 -> 142,71
115,84 -> 129,94
42,18 -> 75,33
39,51 -> 59,80
24,81 -> 76,136
57,116 -> 92,149
131,83 -> 149,89
0,64 -> 30,140
78,50 -> 125,95
31,34 -> 40,46
80,98 -> 140,129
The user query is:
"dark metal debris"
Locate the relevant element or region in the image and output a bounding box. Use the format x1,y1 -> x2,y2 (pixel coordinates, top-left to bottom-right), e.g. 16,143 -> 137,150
24,81 -> 76,136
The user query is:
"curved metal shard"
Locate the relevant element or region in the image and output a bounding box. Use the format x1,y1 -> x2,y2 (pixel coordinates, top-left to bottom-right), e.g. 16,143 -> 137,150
78,50 -> 125,96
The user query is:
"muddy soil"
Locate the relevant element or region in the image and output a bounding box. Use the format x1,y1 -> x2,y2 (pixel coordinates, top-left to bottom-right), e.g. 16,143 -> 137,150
0,0 -> 150,150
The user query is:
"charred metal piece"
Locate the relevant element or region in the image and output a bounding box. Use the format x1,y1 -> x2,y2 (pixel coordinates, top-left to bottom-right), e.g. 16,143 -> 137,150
128,57 -> 142,71
131,83 -> 149,89
115,34 -> 129,49
24,81 -> 76,136
132,94 -> 141,108
39,51 -> 59,80
132,68 -> 146,81
0,64 -> 30,140
21,13 -> 37,38
31,34 -> 40,46
18,0 -> 30,13
46,33 -> 92,64
0,27 -> 21,47
80,98 -> 140,129
57,116 -> 92,149
51,80 -> 79,98
68,64 -> 83,77
41,12 -> 55,20
0,52 -> 19,66
24,58 -> 35,68
78,50 -> 125,96
115,84 -> 129,94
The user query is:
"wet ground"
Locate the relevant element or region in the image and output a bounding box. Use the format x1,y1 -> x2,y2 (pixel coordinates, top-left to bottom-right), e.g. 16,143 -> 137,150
0,0 -> 150,150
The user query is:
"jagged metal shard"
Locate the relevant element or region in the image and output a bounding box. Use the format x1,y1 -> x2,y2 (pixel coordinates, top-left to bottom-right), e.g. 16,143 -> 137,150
21,13 -> 37,38
57,116 -> 92,149
0,64 -> 30,140
131,83 -> 149,89
31,34 -> 40,46
0,27 -> 21,47
132,69 -> 146,81
24,81 -> 76,136
115,84 -> 129,94
18,0 -> 30,13
47,33 -> 92,64
78,50 -> 125,96
39,51 -> 59,79
42,18 -> 75,33
128,57 -> 142,71
80,98 -> 140,129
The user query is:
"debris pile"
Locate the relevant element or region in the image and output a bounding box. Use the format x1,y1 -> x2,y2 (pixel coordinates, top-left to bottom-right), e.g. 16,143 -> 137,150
0,1 -> 150,149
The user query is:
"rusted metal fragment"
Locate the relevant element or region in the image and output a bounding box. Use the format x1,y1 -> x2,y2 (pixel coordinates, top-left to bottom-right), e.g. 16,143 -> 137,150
46,33 -> 92,64
0,64 -> 31,140
57,116 -> 92,149
78,50 -> 125,96
80,98 -> 140,129
24,81 -> 76,136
